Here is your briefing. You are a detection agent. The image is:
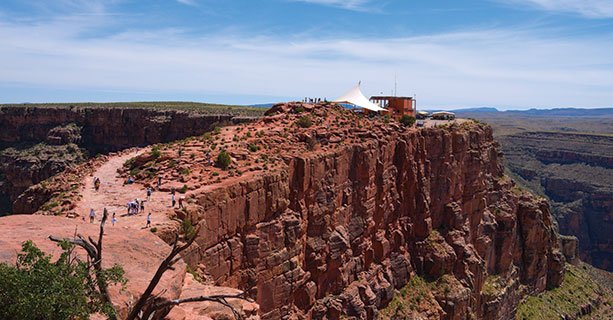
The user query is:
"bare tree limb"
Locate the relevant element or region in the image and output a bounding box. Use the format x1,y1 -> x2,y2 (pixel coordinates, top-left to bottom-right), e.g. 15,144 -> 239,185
49,207 -> 115,319
126,226 -> 201,320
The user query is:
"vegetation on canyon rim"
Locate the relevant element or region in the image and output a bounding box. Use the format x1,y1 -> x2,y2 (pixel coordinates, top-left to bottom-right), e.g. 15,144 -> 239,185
0,240 -> 126,319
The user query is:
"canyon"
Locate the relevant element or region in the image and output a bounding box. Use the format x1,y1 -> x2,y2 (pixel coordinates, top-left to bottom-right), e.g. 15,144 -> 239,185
0,103 -> 260,214
455,109 -> 613,272
0,103 -> 571,319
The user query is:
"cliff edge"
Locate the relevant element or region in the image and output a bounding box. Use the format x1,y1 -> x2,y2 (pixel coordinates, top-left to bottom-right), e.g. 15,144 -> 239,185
4,102 -> 565,319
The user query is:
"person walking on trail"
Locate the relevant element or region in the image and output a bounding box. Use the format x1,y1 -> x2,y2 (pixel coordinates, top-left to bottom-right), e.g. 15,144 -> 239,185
140,199 -> 145,212
146,187 -> 152,201
89,208 -> 95,223
157,175 -> 162,189
146,212 -> 151,228
178,196 -> 184,209
94,178 -> 101,191
112,212 -> 117,226
171,194 -> 176,207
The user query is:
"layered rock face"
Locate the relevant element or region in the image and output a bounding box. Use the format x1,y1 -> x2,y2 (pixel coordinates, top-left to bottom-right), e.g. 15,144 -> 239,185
499,131 -> 613,271
161,106 -> 564,319
0,105 -> 251,153
0,105 -> 253,213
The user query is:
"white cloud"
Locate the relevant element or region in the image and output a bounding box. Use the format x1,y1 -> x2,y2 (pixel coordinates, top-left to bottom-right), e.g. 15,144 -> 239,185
289,0 -> 373,11
0,15 -> 612,108
176,0 -> 197,6
501,0 -> 613,18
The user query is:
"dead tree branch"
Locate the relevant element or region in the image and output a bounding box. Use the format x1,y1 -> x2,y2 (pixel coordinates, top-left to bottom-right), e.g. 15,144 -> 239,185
49,208 -> 114,318
126,226 -> 201,320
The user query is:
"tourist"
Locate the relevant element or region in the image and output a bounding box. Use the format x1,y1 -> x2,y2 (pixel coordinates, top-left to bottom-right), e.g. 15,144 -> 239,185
134,199 -> 140,214
146,212 -> 151,228
178,196 -> 184,209
157,175 -> 162,189
94,177 -> 100,191
140,199 -> 145,212
112,212 -> 117,226
89,208 -> 95,223
171,194 -> 176,207
146,187 -> 152,200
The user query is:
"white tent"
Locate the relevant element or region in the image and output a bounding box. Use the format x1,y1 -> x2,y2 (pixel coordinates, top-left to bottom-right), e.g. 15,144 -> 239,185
334,83 -> 386,112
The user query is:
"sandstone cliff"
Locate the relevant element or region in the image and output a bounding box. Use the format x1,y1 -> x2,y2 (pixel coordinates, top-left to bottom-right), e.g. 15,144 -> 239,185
499,131 -> 613,271
119,103 -> 564,319
0,104 -> 258,213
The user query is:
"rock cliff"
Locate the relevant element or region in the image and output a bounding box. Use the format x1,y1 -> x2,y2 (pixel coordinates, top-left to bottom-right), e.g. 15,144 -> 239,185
119,103 -> 564,319
499,131 -> 613,271
0,104 -> 259,213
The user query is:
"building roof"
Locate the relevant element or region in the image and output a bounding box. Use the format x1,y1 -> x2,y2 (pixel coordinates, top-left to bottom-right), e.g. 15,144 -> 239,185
370,96 -> 414,100
334,84 -> 386,112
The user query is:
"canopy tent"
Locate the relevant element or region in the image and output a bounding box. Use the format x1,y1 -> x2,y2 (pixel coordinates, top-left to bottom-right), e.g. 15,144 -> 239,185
334,83 -> 386,112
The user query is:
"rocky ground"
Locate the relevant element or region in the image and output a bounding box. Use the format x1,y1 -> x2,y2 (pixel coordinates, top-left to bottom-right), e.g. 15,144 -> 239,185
0,102 -> 585,319
0,103 -> 264,215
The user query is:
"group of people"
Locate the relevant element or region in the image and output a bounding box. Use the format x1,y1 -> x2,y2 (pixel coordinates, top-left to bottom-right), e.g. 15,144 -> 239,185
86,173 -> 185,229
127,198 -> 145,215
170,188 -> 184,208
303,97 -> 327,103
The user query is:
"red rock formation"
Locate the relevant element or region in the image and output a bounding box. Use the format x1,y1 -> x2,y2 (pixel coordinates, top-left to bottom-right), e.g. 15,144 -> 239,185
10,103 -> 564,319
145,104 -> 564,319
0,105 -> 257,213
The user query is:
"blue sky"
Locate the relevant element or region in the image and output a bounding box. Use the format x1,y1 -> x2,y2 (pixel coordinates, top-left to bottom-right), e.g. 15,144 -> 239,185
0,0 -> 612,109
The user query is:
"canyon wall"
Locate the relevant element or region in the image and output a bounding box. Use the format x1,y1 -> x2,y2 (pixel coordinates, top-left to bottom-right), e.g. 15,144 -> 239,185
0,105 -> 254,213
499,132 -> 613,271
175,123 -> 564,319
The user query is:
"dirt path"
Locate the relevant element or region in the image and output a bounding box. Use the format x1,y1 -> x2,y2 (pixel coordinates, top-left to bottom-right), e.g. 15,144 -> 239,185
74,149 -> 174,231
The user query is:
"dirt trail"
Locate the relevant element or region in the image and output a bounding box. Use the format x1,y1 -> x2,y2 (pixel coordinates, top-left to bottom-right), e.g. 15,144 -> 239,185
74,149 -> 174,231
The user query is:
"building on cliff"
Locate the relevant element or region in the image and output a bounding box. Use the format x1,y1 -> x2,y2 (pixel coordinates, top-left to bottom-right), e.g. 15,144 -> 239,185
370,95 -> 417,119
333,83 -> 417,120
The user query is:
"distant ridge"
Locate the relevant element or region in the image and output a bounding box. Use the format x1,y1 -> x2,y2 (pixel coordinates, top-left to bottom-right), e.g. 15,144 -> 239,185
426,107 -> 612,117
249,103 -> 275,108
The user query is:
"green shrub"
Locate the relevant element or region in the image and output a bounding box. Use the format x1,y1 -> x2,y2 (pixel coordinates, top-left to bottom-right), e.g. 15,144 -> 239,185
400,115 -> 416,127
150,146 -> 161,159
247,143 -> 259,152
150,227 -> 157,233
0,241 -> 125,319
216,150 -> 231,170
181,219 -> 196,240
213,126 -> 221,135
295,115 -> 313,128
180,184 -> 188,194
